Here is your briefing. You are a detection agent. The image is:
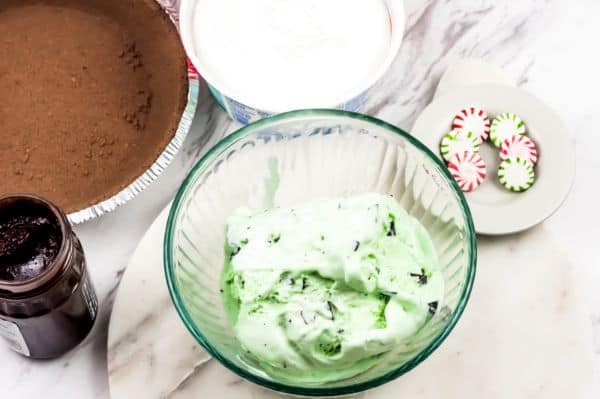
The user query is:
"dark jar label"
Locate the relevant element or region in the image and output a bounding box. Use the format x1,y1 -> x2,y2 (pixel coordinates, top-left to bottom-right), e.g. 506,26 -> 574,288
0,318 -> 30,356
81,274 -> 98,321
0,267 -> 98,359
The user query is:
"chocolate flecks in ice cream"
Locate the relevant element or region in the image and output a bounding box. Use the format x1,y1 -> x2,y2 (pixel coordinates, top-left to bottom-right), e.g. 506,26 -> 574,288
221,193 -> 444,383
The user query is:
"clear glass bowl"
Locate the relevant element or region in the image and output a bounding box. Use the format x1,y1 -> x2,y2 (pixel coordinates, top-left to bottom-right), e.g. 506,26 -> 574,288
164,110 -> 477,397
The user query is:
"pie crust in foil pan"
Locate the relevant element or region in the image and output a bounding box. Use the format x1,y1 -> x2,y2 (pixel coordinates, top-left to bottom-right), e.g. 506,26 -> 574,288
68,0 -> 199,224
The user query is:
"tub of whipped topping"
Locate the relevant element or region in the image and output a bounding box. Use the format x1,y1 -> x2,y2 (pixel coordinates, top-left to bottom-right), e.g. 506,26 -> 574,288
179,0 -> 404,124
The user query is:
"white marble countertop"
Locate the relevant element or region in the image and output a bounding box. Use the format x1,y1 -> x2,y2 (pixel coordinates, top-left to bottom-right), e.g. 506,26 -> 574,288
1,0 -> 599,397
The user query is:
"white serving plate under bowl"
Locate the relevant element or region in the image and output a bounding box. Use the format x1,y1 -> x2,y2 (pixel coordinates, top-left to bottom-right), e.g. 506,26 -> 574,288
412,83 -> 575,235
178,0 -> 405,125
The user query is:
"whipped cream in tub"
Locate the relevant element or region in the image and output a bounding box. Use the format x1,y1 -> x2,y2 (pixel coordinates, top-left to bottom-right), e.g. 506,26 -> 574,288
180,0 -> 404,124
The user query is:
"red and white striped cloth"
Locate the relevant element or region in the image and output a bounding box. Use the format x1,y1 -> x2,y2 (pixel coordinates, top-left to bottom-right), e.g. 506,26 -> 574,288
156,0 -> 200,80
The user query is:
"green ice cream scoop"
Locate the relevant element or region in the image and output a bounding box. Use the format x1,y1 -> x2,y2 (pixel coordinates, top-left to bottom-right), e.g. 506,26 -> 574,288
222,193 -> 443,384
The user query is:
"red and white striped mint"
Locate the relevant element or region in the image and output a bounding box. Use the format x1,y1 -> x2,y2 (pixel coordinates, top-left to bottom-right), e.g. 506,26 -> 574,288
447,151 -> 487,192
452,106 -> 491,143
500,135 -> 539,166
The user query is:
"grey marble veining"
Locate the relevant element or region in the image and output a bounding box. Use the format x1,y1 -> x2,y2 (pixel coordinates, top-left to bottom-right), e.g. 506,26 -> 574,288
1,1 -> 599,397
106,209 -> 593,399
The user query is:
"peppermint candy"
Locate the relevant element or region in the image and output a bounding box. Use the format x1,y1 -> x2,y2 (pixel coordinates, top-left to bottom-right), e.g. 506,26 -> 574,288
500,135 -> 538,166
440,107 -> 540,194
452,106 -> 491,143
439,130 -> 480,162
490,112 -> 527,147
498,157 -> 535,192
447,151 -> 487,192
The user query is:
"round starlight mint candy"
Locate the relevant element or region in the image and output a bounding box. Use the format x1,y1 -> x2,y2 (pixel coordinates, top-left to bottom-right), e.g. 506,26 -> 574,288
498,157 -> 536,192
439,130 -> 480,162
447,151 -> 487,192
452,106 -> 491,143
490,112 -> 527,147
500,135 -> 539,166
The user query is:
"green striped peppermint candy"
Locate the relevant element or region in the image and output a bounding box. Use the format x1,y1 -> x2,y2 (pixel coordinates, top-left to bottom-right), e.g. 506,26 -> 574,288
498,156 -> 535,192
490,112 -> 527,147
439,130 -> 480,162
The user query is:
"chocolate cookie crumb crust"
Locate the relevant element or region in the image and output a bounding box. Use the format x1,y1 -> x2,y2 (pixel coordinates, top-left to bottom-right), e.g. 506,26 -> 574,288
0,0 -> 188,212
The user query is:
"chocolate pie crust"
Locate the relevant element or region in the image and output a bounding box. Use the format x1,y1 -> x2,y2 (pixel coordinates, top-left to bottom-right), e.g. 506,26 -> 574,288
0,0 -> 188,213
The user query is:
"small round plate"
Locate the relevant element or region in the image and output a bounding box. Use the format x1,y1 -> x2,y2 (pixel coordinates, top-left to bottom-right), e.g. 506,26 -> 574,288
412,84 -> 575,235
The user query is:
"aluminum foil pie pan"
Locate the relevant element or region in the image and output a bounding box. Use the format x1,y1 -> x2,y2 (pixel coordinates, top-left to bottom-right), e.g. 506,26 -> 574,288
68,0 -> 199,224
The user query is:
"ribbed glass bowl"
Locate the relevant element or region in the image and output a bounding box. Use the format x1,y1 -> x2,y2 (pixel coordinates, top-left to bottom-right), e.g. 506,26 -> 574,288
164,110 -> 476,397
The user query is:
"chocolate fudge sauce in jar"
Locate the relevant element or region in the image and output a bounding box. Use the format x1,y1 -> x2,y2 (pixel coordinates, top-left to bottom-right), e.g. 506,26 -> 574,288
0,194 -> 97,359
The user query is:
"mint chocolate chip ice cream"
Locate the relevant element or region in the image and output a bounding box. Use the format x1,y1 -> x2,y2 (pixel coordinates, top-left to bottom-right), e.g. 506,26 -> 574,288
222,193 -> 443,383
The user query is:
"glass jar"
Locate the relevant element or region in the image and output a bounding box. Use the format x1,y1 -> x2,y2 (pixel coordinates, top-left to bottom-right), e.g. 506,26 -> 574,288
0,194 -> 97,359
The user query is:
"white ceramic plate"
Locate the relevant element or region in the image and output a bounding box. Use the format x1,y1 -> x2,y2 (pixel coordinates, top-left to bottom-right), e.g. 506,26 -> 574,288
412,84 -> 575,235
